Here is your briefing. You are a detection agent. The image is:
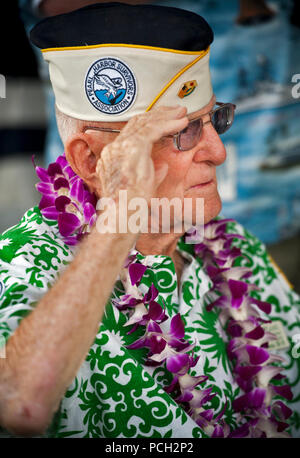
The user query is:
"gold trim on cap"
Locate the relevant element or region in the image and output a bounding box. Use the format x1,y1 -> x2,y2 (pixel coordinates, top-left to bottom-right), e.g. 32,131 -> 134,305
146,48 -> 209,112
41,42 -> 209,56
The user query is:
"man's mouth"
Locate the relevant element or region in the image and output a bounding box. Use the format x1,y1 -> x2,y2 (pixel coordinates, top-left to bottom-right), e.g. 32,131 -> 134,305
190,179 -> 214,189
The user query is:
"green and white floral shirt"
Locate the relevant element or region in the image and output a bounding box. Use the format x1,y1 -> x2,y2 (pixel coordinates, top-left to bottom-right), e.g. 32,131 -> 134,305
0,207 -> 299,438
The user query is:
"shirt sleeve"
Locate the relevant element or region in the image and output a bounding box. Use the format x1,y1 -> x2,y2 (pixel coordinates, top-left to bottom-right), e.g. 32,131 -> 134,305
0,207 -> 74,346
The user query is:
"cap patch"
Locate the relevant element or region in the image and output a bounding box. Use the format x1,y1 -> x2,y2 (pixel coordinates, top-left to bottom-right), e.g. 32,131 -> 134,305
177,80 -> 198,98
85,57 -> 137,115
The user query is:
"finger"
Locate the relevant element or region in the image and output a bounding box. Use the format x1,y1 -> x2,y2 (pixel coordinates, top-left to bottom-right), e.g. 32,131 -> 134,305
147,105 -> 187,123
121,106 -> 187,137
142,115 -> 189,144
154,161 -> 169,189
151,105 -> 187,115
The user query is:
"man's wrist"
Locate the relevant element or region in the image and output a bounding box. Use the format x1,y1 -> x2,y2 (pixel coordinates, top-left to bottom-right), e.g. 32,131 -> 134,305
88,213 -> 139,254
95,198 -> 144,238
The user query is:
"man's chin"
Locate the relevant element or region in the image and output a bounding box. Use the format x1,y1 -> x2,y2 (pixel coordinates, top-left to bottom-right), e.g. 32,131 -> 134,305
203,196 -> 222,224
186,194 -> 223,227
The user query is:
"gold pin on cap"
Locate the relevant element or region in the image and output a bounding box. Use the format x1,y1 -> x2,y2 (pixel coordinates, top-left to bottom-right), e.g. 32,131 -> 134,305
177,80 -> 198,98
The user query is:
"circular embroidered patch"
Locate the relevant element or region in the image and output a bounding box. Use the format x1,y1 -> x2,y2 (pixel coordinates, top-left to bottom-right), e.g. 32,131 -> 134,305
85,57 -> 137,115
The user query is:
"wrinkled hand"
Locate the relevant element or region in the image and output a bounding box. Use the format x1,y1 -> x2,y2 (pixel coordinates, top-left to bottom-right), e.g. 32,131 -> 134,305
95,106 -> 188,203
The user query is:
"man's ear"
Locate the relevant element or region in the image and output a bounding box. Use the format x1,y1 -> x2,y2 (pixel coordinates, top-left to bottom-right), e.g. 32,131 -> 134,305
65,132 -> 103,196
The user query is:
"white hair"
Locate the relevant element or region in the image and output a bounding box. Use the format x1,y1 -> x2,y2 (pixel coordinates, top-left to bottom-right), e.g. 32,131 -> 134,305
55,105 -> 111,146
55,106 -> 85,145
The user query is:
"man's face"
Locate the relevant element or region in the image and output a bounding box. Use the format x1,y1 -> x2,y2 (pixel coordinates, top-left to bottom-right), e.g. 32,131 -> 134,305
150,95 -> 226,226
81,94 -> 226,229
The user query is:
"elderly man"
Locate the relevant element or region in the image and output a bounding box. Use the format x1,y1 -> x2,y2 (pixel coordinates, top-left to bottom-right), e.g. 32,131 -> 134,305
0,3 -> 299,438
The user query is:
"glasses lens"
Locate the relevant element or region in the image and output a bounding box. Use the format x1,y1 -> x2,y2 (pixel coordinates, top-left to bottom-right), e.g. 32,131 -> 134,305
212,104 -> 235,135
178,119 -> 202,151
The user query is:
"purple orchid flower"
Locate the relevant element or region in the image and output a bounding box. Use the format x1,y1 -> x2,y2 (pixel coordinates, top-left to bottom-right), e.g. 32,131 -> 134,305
33,154 -> 97,245
128,262 -> 148,286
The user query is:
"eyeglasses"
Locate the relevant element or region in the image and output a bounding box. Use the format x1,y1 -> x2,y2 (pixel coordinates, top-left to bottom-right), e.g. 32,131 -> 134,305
170,102 -> 236,151
83,101 -> 236,152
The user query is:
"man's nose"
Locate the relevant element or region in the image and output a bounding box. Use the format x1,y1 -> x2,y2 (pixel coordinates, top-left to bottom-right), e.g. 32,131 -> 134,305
192,122 -> 227,166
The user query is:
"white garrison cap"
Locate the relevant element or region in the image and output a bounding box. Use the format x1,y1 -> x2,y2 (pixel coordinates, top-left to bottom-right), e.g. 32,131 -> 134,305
30,2 -> 214,122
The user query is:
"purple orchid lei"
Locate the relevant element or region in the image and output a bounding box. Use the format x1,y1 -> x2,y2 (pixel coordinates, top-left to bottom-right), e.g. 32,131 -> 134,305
192,220 -> 294,437
34,154 -> 293,438
33,154 -> 97,246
